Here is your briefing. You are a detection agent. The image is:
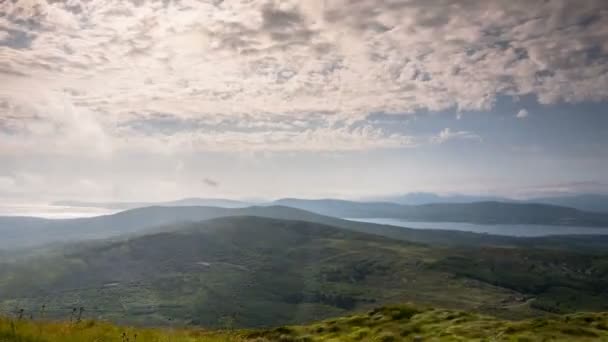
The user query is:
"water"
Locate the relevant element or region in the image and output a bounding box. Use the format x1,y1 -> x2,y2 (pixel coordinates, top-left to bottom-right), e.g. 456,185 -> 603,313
347,218 -> 608,237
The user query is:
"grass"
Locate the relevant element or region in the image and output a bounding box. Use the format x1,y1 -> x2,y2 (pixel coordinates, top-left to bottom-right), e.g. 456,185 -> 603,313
2,304 -> 608,341
246,305 -> 608,341
0,318 -> 241,342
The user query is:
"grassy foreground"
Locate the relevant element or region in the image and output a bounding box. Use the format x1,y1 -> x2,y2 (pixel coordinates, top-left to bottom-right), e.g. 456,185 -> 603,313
2,305 -> 608,341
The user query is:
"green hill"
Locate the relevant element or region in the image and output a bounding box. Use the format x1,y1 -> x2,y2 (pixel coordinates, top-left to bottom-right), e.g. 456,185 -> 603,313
0,217 -> 521,327
2,304 -> 608,341
2,216 -> 608,329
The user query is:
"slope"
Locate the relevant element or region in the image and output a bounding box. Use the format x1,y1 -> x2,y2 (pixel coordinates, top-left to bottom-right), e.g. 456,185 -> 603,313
2,304 -> 608,341
0,216 -> 520,328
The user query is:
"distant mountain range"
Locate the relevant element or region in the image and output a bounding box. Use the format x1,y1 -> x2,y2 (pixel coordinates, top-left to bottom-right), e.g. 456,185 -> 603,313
0,206 -> 322,250
526,194 -> 608,213
52,193 -> 608,213
372,193 -> 608,213
273,198 -> 608,226
3,202 -> 608,251
371,192 -> 506,205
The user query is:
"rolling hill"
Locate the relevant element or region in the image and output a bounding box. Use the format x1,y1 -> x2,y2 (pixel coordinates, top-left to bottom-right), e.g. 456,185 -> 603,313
529,194 -> 608,213
3,204 -> 608,252
2,216 -> 608,329
0,216 -> 524,327
370,193 -> 608,213
273,199 -> 608,226
0,205 -> 334,250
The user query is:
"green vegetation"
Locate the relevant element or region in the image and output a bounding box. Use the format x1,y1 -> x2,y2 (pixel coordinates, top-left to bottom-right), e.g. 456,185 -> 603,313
432,246 -> 608,314
249,305 -> 608,341
2,304 -> 608,341
0,317 -> 239,342
0,217 -> 519,327
3,216 -> 608,328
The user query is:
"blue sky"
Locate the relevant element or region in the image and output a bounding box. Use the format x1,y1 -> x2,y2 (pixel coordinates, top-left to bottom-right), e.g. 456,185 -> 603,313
0,0 -> 607,202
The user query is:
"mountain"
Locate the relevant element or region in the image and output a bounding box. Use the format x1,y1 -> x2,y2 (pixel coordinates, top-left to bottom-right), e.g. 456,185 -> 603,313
3,203 -> 608,252
529,194 -> 608,213
368,192 -> 608,213
2,216 -> 608,329
273,199 -> 608,226
3,304 -> 608,341
371,192 -> 508,205
0,205 -> 326,250
0,216 -> 520,327
273,198 -> 404,217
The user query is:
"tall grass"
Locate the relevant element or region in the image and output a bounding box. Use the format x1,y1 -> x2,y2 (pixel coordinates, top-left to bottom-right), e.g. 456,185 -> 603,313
2,304 -> 608,341
0,317 -> 242,342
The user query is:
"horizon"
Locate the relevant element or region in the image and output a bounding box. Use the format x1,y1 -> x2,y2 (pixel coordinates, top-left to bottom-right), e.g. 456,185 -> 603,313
2,191 -> 608,219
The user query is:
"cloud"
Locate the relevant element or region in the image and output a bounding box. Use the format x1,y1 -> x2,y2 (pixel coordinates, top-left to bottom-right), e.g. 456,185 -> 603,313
431,128 -> 481,144
115,119 -> 417,152
516,109 -> 529,118
0,0 -> 607,155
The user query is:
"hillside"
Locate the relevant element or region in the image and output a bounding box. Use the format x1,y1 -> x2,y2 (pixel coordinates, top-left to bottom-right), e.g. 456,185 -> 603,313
363,193 -> 608,213
274,199 -> 608,226
6,204 -> 608,252
2,304 -> 608,341
0,205 -> 340,250
2,216 -> 608,328
0,217 -> 523,327
529,194 -> 608,213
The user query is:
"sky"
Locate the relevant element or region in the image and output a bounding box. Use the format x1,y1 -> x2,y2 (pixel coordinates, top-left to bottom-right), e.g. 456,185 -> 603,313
0,0 -> 608,204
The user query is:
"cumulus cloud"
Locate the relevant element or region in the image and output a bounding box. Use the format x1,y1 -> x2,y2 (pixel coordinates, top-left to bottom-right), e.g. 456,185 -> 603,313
516,109 -> 529,118
0,0 -> 607,154
431,128 -> 481,144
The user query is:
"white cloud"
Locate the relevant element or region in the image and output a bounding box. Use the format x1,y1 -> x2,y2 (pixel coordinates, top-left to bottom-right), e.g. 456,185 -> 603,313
431,128 -> 481,144
0,0 -> 607,155
0,1 -> 604,205
516,109 -> 529,118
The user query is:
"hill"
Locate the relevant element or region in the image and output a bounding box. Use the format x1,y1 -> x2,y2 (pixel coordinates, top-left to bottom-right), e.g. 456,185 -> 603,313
273,199 -> 608,226
3,204 -> 608,253
0,205 -> 340,250
0,217 -> 524,327
2,216 -> 608,328
529,194 -> 608,213
2,304 -> 608,341
369,193 -> 608,213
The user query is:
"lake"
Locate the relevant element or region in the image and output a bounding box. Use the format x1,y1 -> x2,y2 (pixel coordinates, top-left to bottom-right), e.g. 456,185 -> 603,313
346,218 -> 608,237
